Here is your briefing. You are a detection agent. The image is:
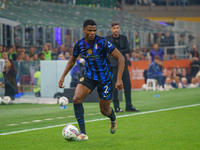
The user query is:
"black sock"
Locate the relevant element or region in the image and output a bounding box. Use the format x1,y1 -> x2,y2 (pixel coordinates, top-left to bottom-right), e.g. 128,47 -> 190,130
74,103 -> 86,134
108,107 -> 116,122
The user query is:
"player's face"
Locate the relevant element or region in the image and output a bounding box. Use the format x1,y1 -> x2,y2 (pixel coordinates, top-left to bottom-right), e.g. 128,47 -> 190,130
111,25 -> 120,37
84,25 -> 96,43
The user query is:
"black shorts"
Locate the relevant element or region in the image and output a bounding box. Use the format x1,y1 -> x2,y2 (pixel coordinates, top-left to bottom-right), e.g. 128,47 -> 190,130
79,75 -> 113,100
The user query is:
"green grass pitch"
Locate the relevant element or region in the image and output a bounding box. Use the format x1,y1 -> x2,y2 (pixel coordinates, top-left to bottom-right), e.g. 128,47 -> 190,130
0,88 -> 200,150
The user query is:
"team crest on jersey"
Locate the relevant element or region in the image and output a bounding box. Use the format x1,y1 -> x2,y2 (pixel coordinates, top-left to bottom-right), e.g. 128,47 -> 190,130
88,49 -> 93,55
79,77 -> 84,82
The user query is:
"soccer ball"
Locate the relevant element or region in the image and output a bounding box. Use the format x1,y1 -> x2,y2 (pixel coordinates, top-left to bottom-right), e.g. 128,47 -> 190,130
59,96 -> 69,106
141,84 -> 147,91
62,125 -> 79,141
2,96 -> 11,104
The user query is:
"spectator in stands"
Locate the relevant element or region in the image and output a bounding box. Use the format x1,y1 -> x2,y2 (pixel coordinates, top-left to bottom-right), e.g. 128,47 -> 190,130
171,76 -> 182,89
135,32 -> 140,48
59,44 -> 66,55
29,55 -> 34,61
21,47 -> 26,53
0,45 -> 3,58
38,52 -> 45,60
3,46 -> 7,52
139,53 -> 145,60
33,53 -> 38,61
46,43 -> 54,53
170,54 -> 178,60
26,46 -> 35,56
130,51 -> 139,61
65,52 -> 71,60
13,46 -> 22,61
163,33 -> 174,47
147,56 -> 165,91
52,47 -> 59,60
189,45 -> 199,59
12,45 -> 16,54
7,47 -> 14,60
189,77 -> 197,88
181,77 -> 188,88
3,59 -> 18,100
154,33 -> 162,45
141,46 -> 150,60
164,77 -> 174,91
57,54 -> 66,60
0,52 -> 8,60
24,54 -> 30,61
190,57 -> 200,77
42,44 -> 52,60
178,33 -> 185,45
150,43 -> 165,62
16,52 -> 24,61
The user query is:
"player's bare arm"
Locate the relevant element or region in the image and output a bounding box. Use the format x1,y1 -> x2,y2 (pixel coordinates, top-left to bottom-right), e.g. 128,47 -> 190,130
59,56 -> 77,88
111,48 -> 125,90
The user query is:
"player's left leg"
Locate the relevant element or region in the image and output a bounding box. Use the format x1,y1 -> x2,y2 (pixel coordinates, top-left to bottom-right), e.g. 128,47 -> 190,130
99,99 -> 117,134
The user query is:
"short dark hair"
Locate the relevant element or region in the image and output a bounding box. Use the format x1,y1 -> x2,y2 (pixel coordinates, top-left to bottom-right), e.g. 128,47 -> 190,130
83,19 -> 97,28
111,22 -> 119,27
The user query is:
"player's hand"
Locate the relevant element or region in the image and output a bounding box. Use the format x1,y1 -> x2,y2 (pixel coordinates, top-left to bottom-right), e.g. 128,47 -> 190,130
58,76 -> 65,88
115,79 -> 123,90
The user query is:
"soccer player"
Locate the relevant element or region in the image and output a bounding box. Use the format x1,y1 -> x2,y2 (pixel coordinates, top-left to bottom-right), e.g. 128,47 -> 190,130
58,19 -> 125,141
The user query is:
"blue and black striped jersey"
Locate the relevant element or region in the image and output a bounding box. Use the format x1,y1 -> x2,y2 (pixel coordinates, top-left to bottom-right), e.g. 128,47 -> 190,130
73,35 -> 116,81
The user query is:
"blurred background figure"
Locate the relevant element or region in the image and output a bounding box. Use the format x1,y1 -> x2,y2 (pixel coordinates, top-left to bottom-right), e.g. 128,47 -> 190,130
3,59 -> 18,100
70,57 -> 85,88
164,77 -> 174,91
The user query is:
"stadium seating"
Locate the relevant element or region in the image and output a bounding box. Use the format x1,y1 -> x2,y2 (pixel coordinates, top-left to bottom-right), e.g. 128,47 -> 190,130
0,0 -> 185,33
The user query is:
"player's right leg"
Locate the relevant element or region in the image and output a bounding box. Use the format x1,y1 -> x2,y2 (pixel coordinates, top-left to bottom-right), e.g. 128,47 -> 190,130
99,99 -> 117,134
73,83 -> 91,141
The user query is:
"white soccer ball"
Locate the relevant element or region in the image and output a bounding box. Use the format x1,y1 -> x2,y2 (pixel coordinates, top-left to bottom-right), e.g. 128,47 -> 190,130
62,125 -> 79,141
59,96 -> 69,106
142,84 -> 147,91
2,96 -> 11,104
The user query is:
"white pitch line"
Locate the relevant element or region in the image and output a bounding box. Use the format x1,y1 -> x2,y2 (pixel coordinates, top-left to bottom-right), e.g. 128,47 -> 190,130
87,114 -> 95,116
7,124 -> 19,126
1,103 -> 199,136
21,122 -> 30,124
57,117 -> 66,119
32,120 -> 42,122
44,118 -> 54,121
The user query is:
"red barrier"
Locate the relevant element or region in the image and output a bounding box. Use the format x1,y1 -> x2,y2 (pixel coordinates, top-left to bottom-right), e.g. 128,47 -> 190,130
128,59 -> 191,89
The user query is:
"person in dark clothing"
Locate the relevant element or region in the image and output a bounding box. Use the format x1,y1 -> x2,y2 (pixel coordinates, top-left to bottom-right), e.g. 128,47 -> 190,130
190,57 -> 200,77
147,56 -> 165,91
3,59 -> 18,100
189,45 -> 199,59
106,22 -> 139,113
